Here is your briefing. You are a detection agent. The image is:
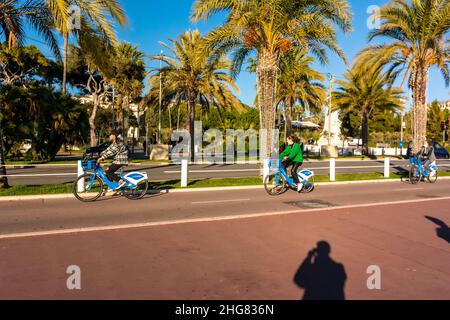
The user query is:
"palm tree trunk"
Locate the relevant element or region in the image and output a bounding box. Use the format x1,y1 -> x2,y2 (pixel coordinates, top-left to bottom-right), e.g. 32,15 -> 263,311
361,107 -> 369,156
257,49 -> 278,160
62,32 -> 69,95
285,100 -> 293,138
0,119 -> 10,189
187,91 -> 196,161
412,67 -> 428,153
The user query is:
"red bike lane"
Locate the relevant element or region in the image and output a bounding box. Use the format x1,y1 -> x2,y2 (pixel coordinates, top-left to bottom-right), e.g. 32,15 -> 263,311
0,199 -> 449,300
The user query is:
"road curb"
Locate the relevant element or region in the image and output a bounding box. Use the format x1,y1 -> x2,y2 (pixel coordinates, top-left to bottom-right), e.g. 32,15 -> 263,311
2,176 -> 450,202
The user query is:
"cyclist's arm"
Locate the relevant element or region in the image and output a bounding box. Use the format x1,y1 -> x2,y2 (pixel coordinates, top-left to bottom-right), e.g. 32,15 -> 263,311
280,146 -> 291,159
288,144 -> 301,160
100,144 -> 118,160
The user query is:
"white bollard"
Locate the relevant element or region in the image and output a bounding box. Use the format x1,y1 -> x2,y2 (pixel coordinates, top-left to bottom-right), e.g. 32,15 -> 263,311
181,159 -> 188,188
384,157 -> 390,178
77,160 -> 85,192
330,158 -> 336,182
263,159 -> 270,181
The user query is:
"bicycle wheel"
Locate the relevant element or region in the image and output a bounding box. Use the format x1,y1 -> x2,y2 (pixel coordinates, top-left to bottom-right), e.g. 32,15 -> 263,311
264,174 -> 287,196
301,177 -> 315,194
427,171 -> 438,184
409,165 -> 421,185
73,173 -> 104,202
123,179 -> 149,200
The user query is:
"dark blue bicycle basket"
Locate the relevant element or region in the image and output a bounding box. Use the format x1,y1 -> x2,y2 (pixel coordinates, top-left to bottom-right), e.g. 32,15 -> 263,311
81,159 -> 96,170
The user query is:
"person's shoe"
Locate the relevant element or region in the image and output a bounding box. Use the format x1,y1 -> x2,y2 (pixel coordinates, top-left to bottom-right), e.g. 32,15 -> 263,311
297,184 -> 303,192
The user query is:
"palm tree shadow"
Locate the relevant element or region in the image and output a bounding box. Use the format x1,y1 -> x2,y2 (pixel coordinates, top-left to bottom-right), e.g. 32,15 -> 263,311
425,216 -> 450,244
293,241 -> 347,300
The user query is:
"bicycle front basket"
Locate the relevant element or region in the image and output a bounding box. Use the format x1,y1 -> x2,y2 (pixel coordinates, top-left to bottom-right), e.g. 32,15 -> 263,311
81,159 -> 96,170
268,159 -> 281,175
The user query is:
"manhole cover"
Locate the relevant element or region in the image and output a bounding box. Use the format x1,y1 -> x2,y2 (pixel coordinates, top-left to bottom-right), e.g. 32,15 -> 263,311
416,194 -> 441,199
285,200 -> 336,209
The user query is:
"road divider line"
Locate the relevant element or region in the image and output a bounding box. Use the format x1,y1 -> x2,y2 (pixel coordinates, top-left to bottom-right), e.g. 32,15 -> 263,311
2,196 -> 450,240
392,188 -> 424,192
192,199 -> 251,205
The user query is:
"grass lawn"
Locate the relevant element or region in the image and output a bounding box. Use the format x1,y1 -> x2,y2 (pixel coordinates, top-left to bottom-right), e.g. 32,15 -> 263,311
2,170 -> 448,197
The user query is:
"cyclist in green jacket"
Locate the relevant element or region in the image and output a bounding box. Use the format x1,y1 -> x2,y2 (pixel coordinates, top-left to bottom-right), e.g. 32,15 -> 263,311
280,135 -> 304,192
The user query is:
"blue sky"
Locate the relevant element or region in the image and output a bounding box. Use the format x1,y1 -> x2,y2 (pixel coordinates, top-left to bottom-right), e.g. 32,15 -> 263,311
29,0 -> 449,108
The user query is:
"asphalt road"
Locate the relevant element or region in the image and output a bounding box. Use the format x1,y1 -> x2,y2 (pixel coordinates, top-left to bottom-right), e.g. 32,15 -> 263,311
0,180 -> 449,299
4,159 -> 450,185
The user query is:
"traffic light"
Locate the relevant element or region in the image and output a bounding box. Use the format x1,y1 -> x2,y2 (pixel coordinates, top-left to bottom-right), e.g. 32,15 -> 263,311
441,122 -> 446,131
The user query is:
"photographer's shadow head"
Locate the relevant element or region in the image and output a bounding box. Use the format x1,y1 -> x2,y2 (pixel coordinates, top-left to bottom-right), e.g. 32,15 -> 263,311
293,241 -> 347,300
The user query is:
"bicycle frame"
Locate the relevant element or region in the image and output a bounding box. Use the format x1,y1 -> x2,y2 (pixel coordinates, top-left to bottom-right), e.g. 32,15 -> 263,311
87,165 -> 138,191
272,160 -> 313,187
410,156 -> 430,178
410,156 -> 438,178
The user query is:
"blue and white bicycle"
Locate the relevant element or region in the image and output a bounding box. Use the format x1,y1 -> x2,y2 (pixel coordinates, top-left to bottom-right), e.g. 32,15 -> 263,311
73,157 -> 149,202
264,159 -> 315,196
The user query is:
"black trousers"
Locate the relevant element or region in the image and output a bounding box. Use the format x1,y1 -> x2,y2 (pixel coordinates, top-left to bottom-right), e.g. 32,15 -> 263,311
105,164 -> 125,183
282,160 -> 303,184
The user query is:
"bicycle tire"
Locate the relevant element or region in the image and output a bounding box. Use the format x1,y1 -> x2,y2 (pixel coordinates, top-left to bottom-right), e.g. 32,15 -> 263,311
409,165 -> 421,185
264,174 -> 287,196
123,180 -> 149,200
301,177 -> 315,194
427,171 -> 438,184
73,173 -> 104,202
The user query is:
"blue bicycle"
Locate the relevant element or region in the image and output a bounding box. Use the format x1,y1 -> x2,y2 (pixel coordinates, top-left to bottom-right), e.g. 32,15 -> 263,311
409,156 -> 438,185
264,159 -> 315,196
73,158 -> 149,202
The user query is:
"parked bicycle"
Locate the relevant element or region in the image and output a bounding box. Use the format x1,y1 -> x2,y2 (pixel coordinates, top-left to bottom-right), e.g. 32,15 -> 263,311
73,157 -> 149,202
409,156 -> 438,185
264,159 -> 315,196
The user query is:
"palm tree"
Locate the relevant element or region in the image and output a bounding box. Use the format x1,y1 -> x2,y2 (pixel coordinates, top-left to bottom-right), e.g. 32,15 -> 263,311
333,67 -> 404,156
46,0 -> 127,94
191,0 -> 352,158
147,30 -> 241,160
356,0 -> 450,152
0,0 -> 59,55
277,50 -> 326,138
109,42 -> 146,140
0,0 -> 60,189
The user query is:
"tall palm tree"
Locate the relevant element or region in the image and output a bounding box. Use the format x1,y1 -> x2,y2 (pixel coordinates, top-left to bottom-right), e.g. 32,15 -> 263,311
277,50 -> 326,138
191,0 -> 352,158
333,67 -> 404,156
356,0 -> 450,152
46,0 -> 127,94
0,0 -> 60,189
147,30 -> 241,160
109,42 -> 146,140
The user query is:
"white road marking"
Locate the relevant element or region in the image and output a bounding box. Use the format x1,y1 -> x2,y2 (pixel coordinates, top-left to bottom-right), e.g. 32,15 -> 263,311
2,196 -> 450,240
392,188 -> 424,192
165,169 -> 261,174
192,199 -> 251,205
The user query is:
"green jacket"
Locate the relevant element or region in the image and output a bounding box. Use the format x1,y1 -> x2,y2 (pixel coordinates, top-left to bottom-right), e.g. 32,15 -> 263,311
280,143 -> 303,163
